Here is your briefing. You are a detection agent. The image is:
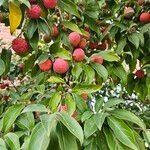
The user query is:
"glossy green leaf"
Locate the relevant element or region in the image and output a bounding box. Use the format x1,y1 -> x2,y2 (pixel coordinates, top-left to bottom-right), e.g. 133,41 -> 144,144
2,105 -> 24,133
0,138 -> 7,150
0,57 -> 5,76
47,76 -> 65,84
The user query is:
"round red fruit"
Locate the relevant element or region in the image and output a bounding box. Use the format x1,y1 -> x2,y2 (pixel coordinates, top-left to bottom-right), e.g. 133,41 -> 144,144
43,0 -> 57,9
39,59 -> 52,72
73,48 -> 85,62
135,69 -> 145,79
69,32 -> 81,47
90,55 -> 104,64
78,38 -> 87,49
51,25 -> 59,37
27,4 -> 42,19
53,58 -> 69,74
29,0 -> 36,4
89,42 -> 98,50
12,38 -> 29,55
60,105 -> 68,112
139,12 -> 150,23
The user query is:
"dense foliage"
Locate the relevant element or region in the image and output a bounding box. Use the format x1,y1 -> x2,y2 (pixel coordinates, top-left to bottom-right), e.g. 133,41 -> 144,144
0,0 -> 150,149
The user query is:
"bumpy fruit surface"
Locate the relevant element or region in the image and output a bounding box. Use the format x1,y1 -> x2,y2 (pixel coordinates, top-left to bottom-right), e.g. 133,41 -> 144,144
124,7 -> 134,19
51,25 -> 59,37
135,69 -> 145,79
12,38 -> 29,55
27,4 -> 42,19
139,12 -> 150,23
43,0 -> 57,9
53,58 -> 69,74
71,111 -> 77,119
69,32 -> 81,47
39,59 -> 52,72
78,38 -> 87,49
137,0 -> 145,5
73,48 -> 85,62
91,55 -> 104,64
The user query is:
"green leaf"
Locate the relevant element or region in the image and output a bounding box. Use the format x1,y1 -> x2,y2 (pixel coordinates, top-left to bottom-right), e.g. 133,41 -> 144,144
18,0 -> 30,7
49,92 -> 61,112
2,105 -> 24,133
0,138 -> 7,150
111,109 -> 146,131
84,116 -> 97,138
40,114 -> 57,137
71,63 -> 83,80
116,38 -> 126,54
37,18 -> 50,35
52,48 -> 72,60
29,30 -> 39,50
22,104 -> 48,113
81,111 -> 93,123
56,123 -> 78,150
113,64 -> 127,85
97,51 -> 120,62
103,128 -> 117,150
1,49 -> 12,75
16,112 -> 35,131
83,64 -> 95,84
140,23 -> 150,33
57,113 -> 84,144
0,57 -> 5,76
103,98 -> 124,109
91,63 -> 108,81
28,123 -> 50,150
128,33 -> 140,49
94,112 -> 108,130
65,94 -> 76,115
72,84 -> 101,95
26,20 -> 37,39
58,0 -> 80,18
47,76 -> 65,84
107,116 -> 139,150
4,133 -> 20,150
143,130 -> 150,145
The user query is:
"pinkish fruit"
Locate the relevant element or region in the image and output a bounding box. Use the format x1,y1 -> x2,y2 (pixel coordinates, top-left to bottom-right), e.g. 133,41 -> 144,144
124,7 -> 134,19
12,38 -> 29,55
51,25 -> 59,37
39,59 -> 52,71
43,0 -> 57,9
139,12 -> 150,23
69,32 -> 81,47
60,105 -> 68,112
90,55 -> 104,64
73,48 -> 85,62
53,58 -> 69,74
27,4 -> 42,19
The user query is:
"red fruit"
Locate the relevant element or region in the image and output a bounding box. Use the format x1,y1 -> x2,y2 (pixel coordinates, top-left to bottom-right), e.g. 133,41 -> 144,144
29,0 -> 36,4
12,38 -> 29,55
0,83 -> 6,89
51,25 -> 59,37
78,38 -> 87,49
73,48 -> 85,62
39,59 -> 52,72
124,7 -> 134,19
69,32 -> 81,47
139,12 -> 150,23
91,55 -> 104,64
135,69 -> 145,79
0,13 -> 3,23
60,105 -> 68,112
89,42 -> 98,50
53,58 -> 69,74
81,93 -> 88,100
43,0 -> 57,9
137,0 -> 145,5
27,4 -> 42,19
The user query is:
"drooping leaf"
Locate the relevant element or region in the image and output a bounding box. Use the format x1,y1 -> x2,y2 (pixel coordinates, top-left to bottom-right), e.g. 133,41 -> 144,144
9,2 -> 22,33
2,105 -> 24,133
